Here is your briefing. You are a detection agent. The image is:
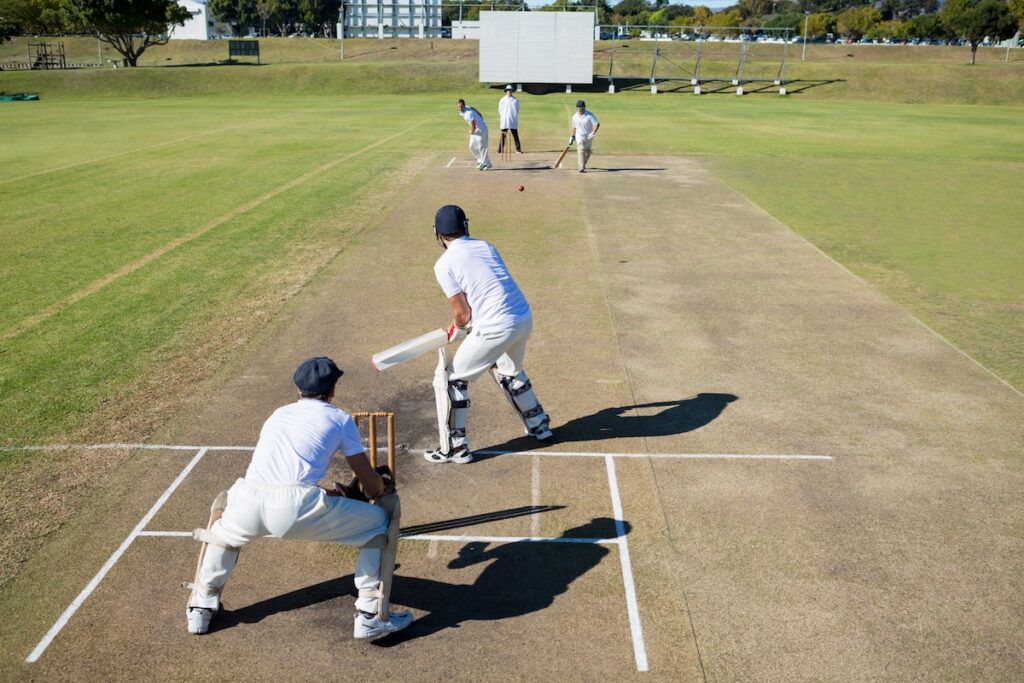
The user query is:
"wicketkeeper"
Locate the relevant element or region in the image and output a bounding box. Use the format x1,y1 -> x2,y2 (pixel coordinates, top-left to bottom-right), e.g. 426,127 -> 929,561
425,205 -> 552,464
184,356 -> 412,639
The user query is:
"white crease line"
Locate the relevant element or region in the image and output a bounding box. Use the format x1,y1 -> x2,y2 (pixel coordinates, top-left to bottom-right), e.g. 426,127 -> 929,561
26,448 -> 209,664
446,157 -> 456,167
606,455 -> 649,673
401,534 -> 616,544
531,455 -> 541,537
0,444 -> 832,461
478,449 -> 833,461
137,531 -> 192,537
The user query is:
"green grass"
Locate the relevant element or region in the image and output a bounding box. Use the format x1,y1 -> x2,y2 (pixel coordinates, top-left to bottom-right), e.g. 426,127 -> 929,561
0,79 -> 1021,448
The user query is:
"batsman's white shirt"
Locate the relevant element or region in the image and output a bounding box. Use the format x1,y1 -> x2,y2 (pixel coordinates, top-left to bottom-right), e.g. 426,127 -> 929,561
434,237 -> 530,333
572,110 -> 599,138
462,106 -> 487,133
245,399 -> 364,485
498,96 -> 519,129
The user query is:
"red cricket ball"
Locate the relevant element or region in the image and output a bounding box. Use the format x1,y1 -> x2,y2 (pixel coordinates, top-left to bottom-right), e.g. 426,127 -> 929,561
517,185 -> 524,192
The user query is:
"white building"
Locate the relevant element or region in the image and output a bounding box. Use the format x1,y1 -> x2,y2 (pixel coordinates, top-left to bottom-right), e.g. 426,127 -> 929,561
341,0 -> 443,38
170,0 -> 233,40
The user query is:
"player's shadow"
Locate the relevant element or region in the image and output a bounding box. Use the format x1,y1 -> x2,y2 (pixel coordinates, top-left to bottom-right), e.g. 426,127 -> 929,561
373,516 -> 630,646
477,393 -> 738,458
211,517 -> 627,639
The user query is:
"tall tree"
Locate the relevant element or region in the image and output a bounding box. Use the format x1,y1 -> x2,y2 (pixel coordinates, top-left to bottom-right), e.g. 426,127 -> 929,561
2,0 -> 68,34
1008,0 -> 1024,29
64,0 -> 190,66
942,0 -> 1017,62
835,4 -> 880,37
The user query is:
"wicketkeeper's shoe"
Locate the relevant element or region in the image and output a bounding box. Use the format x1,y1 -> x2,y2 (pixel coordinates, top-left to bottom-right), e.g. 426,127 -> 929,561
353,610 -> 414,639
186,606 -> 216,635
423,445 -> 473,464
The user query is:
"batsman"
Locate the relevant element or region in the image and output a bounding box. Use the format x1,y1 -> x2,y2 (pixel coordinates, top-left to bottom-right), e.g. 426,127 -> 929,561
184,356 -> 412,639
425,205 -> 552,464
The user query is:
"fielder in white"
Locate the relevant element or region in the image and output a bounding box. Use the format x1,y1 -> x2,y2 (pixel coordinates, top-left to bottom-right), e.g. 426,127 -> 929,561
570,99 -> 600,173
425,205 -> 552,464
184,357 -> 413,639
497,85 -> 522,154
456,98 -> 492,171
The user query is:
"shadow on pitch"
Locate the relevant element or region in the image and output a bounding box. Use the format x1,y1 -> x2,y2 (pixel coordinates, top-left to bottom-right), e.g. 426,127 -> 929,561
208,505 -> 571,632
374,516 -> 630,646
476,392 -> 739,459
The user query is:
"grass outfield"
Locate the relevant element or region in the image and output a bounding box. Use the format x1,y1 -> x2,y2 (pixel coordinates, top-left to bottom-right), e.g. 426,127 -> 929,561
1,92 -> 1020,449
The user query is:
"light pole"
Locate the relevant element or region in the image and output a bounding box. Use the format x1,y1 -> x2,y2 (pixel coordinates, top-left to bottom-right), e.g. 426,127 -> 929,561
801,11 -> 809,61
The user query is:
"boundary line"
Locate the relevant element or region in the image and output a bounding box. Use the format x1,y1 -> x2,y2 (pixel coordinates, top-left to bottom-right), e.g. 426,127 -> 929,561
25,447 -> 209,664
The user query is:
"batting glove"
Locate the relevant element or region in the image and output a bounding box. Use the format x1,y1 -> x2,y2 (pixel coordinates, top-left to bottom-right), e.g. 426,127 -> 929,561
447,322 -> 469,343
568,135 -> 575,145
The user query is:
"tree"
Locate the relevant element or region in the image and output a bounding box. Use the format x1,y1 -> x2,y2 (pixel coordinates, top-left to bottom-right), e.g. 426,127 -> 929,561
942,0 -> 1017,63
705,7 -> 742,34
1008,0 -> 1024,30
2,0 -> 69,34
804,11 -> 831,37
905,12 -> 946,38
64,0 -> 190,66
835,4 -> 880,38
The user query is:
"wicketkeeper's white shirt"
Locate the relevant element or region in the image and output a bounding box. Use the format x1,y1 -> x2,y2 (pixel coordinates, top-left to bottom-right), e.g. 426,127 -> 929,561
245,399 -> 364,485
462,106 -> 487,133
434,237 -> 531,333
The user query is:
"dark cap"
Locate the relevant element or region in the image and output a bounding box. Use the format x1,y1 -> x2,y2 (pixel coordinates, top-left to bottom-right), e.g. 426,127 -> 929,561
293,356 -> 343,394
576,99 -> 586,108
434,204 -> 469,236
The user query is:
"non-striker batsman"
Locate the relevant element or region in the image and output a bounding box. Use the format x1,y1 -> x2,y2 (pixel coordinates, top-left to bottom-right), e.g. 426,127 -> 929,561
425,205 -> 552,464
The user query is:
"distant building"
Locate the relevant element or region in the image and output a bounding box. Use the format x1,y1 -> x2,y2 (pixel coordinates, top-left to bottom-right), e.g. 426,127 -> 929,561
341,0 -> 443,38
170,0 -> 233,40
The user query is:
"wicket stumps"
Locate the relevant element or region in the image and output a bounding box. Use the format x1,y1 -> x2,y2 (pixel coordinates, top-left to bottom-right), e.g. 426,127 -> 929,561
351,411 -> 397,479
501,132 -> 512,163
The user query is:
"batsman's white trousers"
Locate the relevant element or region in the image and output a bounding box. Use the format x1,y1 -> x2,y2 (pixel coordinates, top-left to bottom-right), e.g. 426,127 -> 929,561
469,130 -> 491,168
577,134 -> 594,171
451,317 -> 533,383
190,478 -> 388,615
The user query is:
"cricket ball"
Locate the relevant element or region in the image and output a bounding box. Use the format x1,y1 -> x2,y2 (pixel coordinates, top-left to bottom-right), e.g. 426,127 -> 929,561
517,184 -> 525,192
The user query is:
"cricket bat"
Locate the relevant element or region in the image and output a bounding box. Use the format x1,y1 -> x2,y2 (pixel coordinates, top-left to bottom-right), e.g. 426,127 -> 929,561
372,328 -> 449,372
554,144 -> 572,168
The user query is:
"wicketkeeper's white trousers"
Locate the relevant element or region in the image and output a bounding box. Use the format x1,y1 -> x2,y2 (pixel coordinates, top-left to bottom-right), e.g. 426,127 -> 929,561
469,130 -> 491,168
189,478 -> 388,615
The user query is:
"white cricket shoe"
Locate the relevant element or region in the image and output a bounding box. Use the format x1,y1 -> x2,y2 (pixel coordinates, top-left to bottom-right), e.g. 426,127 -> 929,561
186,606 -> 216,635
353,610 -> 414,639
423,445 -> 473,464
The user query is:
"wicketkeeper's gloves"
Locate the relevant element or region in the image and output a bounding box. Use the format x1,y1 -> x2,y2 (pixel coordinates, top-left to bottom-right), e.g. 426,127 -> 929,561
335,465 -> 396,501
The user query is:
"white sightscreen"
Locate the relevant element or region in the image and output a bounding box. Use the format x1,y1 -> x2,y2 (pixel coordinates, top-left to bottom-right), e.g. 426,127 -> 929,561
479,11 -> 594,84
